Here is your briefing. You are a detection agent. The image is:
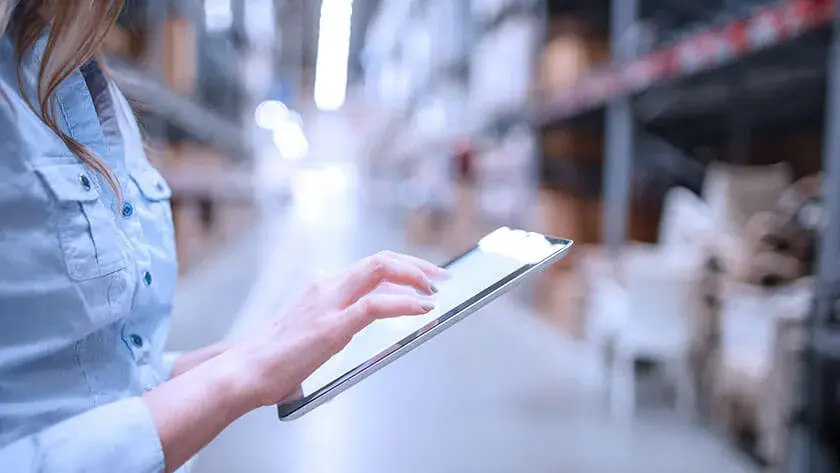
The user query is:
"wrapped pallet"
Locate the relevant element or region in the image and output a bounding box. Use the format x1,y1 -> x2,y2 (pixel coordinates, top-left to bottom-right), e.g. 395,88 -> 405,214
709,278 -> 813,466
757,313 -> 809,470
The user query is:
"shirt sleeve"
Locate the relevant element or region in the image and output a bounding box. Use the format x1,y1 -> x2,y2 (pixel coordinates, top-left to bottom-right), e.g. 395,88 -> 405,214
0,397 -> 166,473
162,351 -> 183,380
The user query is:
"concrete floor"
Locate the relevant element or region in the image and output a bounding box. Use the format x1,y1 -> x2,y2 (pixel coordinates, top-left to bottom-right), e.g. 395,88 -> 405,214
166,160 -> 759,473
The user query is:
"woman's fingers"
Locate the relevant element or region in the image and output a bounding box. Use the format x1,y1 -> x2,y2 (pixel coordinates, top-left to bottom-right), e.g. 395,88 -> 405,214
373,282 -> 425,297
386,252 -> 448,278
339,253 -> 437,305
345,293 -> 435,327
281,386 -> 304,403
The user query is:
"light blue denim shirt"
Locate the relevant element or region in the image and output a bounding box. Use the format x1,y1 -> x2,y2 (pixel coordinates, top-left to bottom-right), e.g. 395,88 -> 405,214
0,32 -> 178,472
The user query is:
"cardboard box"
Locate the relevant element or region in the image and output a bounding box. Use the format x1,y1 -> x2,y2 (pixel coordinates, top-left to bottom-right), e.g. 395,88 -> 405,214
159,141 -> 258,271
536,188 -> 605,244
171,142 -> 225,169
537,188 -> 585,245
173,199 -> 257,271
162,15 -> 197,95
103,25 -> 132,57
404,208 -> 445,248
542,129 -> 604,162
532,269 -> 588,339
751,128 -> 822,178
442,185 -> 486,257
630,196 -> 663,243
214,202 -> 257,243
172,201 -> 209,272
537,18 -> 610,94
536,186 -> 661,253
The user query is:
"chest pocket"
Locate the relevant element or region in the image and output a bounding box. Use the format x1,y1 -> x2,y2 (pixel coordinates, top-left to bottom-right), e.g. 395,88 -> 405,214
129,164 -> 175,254
35,163 -> 127,281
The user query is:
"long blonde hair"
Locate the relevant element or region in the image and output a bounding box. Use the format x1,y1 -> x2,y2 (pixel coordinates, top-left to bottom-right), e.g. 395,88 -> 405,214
1,0 -> 124,199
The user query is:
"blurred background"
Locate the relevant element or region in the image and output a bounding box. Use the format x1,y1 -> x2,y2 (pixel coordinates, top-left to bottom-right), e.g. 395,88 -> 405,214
108,0 -> 840,471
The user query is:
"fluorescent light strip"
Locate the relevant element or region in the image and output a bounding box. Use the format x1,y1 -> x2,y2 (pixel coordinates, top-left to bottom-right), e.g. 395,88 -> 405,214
314,0 -> 353,111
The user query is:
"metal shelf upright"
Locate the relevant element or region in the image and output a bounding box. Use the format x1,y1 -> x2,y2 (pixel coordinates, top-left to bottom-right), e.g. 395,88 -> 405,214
603,0 -> 637,249
787,2 -> 840,471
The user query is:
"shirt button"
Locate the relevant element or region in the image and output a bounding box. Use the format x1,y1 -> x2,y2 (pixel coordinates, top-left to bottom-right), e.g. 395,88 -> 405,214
130,334 -> 144,348
121,202 -> 134,218
79,174 -> 92,191
143,271 -> 153,286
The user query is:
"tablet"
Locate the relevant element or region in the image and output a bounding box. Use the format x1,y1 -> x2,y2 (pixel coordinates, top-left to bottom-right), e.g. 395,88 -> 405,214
277,227 -> 573,420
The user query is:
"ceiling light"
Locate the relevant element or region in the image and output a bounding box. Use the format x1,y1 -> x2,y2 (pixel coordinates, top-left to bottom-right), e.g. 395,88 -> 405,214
254,100 -> 290,130
314,0 -> 353,111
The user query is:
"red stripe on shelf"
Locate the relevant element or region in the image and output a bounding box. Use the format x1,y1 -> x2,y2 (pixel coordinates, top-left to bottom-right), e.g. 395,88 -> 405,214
538,0 -> 836,123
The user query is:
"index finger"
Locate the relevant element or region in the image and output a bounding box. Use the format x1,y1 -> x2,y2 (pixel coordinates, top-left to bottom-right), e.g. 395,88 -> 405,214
384,251 -> 448,278
338,254 -> 436,307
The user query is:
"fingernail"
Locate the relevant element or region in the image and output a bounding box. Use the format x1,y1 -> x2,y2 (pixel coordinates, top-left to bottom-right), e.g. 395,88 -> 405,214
421,302 -> 435,312
429,282 -> 439,294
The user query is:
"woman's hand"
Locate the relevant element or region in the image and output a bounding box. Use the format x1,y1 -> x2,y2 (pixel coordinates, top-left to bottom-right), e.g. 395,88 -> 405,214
143,251 -> 446,472
227,250 -> 446,409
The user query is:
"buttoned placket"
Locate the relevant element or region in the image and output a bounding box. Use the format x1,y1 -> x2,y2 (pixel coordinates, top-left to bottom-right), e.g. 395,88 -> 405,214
79,61 -> 161,391
118,166 -> 160,392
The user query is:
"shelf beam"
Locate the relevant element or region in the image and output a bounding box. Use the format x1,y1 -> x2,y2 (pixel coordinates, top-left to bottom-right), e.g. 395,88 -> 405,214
109,60 -> 251,160
535,0 -> 836,125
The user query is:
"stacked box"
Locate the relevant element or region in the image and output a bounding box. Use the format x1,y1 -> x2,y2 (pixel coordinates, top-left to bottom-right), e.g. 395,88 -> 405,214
162,15 -> 197,95
537,18 -> 610,95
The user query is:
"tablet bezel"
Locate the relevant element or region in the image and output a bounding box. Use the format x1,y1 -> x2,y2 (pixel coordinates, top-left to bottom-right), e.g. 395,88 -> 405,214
276,233 -> 573,421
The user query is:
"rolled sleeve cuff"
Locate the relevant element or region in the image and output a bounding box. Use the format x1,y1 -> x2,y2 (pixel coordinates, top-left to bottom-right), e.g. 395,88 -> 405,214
162,351 -> 183,380
1,397 -> 165,473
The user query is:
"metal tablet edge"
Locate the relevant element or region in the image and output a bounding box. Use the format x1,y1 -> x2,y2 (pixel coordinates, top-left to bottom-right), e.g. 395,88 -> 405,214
277,238 -> 574,421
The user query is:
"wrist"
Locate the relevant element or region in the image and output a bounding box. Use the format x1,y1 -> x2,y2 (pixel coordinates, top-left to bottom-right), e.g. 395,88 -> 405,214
194,349 -> 259,418
170,341 -> 236,379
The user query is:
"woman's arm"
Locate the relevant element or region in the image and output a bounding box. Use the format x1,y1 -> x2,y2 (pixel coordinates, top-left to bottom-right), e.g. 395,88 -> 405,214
0,352 -> 251,473
142,351 -> 252,472
147,251 -> 444,472
0,252 -> 442,473
0,398 -> 167,473
167,342 -> 233,379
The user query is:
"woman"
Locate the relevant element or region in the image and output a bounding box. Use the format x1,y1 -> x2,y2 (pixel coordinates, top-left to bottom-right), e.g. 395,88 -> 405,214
0,1 -> 443,472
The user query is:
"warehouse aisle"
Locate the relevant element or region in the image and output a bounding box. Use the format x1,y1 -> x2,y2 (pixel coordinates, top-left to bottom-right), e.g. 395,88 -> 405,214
165,155 -> 760,473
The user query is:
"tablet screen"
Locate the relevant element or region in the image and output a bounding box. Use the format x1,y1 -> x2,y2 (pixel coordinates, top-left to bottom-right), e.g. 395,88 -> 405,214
297,228 -> 572,399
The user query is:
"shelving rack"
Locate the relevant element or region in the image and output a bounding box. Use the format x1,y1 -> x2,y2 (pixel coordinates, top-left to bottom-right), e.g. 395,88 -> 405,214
364,0 -> 840,468
112,0 -> 253,162
535,0 -> 834,242
531,0 -> 840,470
363,0 -> 549,234
105,0 -> 281,272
